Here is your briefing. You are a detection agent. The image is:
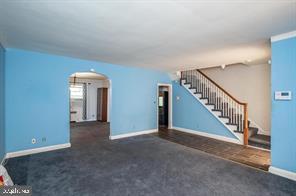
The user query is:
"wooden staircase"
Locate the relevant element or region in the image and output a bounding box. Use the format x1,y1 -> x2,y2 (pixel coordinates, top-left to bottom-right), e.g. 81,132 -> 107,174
180,69 -> 270,149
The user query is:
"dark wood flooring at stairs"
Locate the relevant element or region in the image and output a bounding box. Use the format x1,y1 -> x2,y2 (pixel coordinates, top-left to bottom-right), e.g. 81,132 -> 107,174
156,128 -> 270,171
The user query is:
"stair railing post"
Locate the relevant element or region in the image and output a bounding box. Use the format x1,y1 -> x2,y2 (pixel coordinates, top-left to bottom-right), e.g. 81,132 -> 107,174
180,71 -> 183,86
243,103 -> 248,145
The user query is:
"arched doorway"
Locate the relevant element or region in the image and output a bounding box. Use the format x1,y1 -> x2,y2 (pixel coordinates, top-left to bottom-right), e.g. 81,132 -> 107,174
69,71 -> 111,143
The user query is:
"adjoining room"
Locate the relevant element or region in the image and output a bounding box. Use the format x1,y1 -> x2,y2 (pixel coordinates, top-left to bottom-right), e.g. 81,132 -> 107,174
69,72 -> 111,144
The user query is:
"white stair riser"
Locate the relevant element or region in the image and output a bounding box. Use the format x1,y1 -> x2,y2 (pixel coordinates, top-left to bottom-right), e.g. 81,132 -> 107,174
207,105 -> 214,110
228,124 -> 238,131
200,99 -> 208,105
189,88 -> 196,93
195,94 -> 202,99
220,118 -> 230,124
212,111 -> 222,116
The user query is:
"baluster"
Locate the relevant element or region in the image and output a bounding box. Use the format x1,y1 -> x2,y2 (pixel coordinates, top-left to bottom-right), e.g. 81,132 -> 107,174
238,105 -> 240,132
198,73 -> 200,90
235,103 -> 238,125
198,73 -> 201,92
194,74 -> 197,90
229,98 -> 232,122
204,78 -> 207,98
218,90 -> 221,110
230,99 -> 233,124
221,93 -> 224,116
241,105 -> 243,132
226,99 -> 228,117
204,77 -> 207,98
203,76 -> 205,97
237,104 -> 239,126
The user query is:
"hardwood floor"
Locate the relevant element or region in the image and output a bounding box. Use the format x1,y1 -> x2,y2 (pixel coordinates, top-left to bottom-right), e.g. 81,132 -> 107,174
156,128 -> 270,171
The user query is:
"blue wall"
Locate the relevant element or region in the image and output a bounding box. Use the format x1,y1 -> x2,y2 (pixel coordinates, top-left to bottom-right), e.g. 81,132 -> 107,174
0,43 -> 5,161
172,82 -> 237,139
271,37 -> 296,173
5,49 -> 170,152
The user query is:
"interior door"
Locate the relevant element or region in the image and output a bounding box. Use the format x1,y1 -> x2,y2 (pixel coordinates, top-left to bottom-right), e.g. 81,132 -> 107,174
97,88 -> 102,121
158,90 -> 168,127
101,88 -> 108,122
97,88 -> 108,122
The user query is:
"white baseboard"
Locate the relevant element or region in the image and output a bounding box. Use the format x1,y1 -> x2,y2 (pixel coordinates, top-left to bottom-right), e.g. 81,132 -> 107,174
172,126 -> 242,144
269,166 -> 296,181
5,143 -> 71,159
110,129 -> 157,140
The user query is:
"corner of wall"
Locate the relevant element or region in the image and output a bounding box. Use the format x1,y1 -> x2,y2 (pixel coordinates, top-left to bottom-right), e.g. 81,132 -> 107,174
0,42 -> 6,163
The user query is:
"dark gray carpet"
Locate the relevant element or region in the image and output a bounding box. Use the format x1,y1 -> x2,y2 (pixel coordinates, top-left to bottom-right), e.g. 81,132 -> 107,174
5,122 -> 296,196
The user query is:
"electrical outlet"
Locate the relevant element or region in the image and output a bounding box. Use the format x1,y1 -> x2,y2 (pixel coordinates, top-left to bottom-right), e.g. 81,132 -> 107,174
32,138 -> 36,144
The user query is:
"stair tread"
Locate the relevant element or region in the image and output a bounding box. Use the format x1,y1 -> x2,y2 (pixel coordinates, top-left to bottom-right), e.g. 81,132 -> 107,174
212,109 -> 222,112
219,115 -> 229,118
248,127 -> 259,138
248,141 -> 270,150
226,122 -> 238,126
219,116 -> 230,120
249,134 -> 270,146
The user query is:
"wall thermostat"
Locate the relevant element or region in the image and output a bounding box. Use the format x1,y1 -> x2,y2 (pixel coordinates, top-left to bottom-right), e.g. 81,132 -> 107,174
275,91 -> 292,100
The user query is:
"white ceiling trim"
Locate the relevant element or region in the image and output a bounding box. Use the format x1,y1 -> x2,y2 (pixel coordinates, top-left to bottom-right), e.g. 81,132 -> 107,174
271,30 -> 296,42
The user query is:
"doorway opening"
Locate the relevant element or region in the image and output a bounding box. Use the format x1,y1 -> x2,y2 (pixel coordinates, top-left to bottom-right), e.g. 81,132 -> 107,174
69,72 -> 111,143
157,84 -> 172,130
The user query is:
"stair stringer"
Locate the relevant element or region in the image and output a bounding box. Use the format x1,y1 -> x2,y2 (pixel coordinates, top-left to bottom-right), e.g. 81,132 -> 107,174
181,80 -> 243,144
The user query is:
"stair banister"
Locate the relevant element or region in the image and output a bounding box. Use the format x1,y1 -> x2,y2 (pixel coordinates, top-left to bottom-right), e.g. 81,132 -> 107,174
196,70 -> 245,105
181,69 -> 249,145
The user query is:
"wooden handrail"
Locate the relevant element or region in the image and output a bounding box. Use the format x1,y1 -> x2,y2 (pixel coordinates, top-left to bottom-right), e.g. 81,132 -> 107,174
196,69 -> 247,106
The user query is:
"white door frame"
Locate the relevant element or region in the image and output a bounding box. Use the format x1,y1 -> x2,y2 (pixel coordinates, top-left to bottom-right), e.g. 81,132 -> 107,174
157,83 -> 173,130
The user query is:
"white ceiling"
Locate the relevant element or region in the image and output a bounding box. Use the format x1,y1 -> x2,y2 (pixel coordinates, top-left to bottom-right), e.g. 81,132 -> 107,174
0,0 -> 295,71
